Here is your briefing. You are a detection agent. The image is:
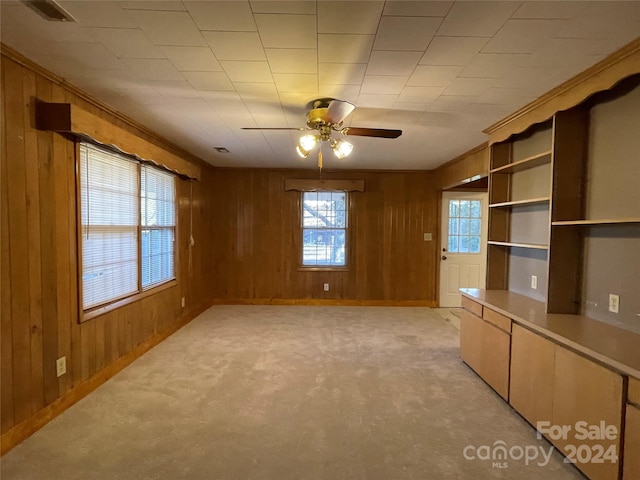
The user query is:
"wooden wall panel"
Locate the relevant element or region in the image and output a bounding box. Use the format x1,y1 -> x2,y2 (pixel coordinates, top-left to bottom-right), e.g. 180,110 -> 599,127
209,169 -> 439,302
436,143 -> 489,190
0,53 -> 215,439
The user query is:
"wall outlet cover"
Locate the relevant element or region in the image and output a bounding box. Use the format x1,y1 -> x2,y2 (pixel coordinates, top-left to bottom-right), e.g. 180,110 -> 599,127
56,357 -> 67,377
608,294 -> 620,313
323,283 -> 329,291
531,275 -> 538,289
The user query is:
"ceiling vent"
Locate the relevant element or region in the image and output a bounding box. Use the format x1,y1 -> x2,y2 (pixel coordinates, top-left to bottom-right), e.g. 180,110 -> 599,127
23,0 -> 76,22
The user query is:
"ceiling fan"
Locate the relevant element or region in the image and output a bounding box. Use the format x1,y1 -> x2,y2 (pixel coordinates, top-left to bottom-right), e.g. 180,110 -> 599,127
242,98 -> 402,169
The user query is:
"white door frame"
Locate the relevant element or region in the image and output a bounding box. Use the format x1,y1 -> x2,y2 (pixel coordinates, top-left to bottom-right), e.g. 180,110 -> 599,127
439,191 -> 488,307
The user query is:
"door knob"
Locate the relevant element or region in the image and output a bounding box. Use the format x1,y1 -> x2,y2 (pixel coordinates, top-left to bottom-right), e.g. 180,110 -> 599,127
442,255 -> 447,260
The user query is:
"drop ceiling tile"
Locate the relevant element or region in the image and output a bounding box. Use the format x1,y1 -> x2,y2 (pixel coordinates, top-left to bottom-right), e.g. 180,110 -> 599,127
417,111 -> 463,128
408,65 -> 462,87
436,1 -> 520,37
48,42 -> 127,70
250,1 -> 317,15
427,96 -> 473,112
119,1 -> 185,11
482,19 -> 564,54
120,58 -> 185,81
391,102 -> 431,112
273,74 -> 318,93
149,80 -> 200,99
318,1 -> 384,34
319,63 -> 366,85
318,85 -> 361,103
419,36 -> 488,65
361,76 -> 408,95
86,28 -> 164,59
221,61 -> 273,83
356,94 -> 398,108
182,71 -> 235,91
528,38 -> 621,67
460,53 -> 530,78
128,10 -> 205,46
496,67 -> 563,91
161,46 -> 222,72
367,51 -> 421,76
373,16 -> 441,51
255,14 -> 316,49
59,1 -> 137,28
112,87 -> 167,105
512,1 -> 594,19
444,77 -> 496,96
318,34 -> 375,63
234,82 -> 279,101
397,86 -> 445,103
185,1 -> 256,31
266,49 -> 317,74
382,1 -> 452,17
203,32 -> 266,61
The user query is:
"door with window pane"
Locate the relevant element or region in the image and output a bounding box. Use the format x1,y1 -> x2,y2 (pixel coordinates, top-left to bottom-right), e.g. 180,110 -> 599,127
439,192 -> 488,307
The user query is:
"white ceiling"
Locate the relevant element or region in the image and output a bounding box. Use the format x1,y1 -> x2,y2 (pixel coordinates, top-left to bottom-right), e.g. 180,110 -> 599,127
2,1 -> 639,170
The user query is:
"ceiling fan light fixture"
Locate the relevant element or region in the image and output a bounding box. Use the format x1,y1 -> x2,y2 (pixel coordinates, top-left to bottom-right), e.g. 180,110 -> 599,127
296,145 -> 311,158
299,134 -> 319,151
331,138 -> 353,159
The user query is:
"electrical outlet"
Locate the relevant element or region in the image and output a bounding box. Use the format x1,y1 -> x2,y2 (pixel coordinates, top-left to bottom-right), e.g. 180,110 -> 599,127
531,275 -> 538,289
181,296 -> 185,308
423,233 -> 432,241
56,357 -> 66,378
323,283 -> 329,292
608,294 -> 620,313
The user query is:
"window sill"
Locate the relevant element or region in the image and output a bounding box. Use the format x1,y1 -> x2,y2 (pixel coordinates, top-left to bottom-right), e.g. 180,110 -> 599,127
80,279 -> 177,323
297,267 -> 350,272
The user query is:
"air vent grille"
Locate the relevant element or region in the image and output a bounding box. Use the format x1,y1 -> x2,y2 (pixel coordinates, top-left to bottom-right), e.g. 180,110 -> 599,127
23,0 -> 76,22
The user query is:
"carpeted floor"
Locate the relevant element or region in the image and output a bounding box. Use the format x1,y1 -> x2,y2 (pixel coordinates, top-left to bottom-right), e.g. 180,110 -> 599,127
0,306 -> 585,480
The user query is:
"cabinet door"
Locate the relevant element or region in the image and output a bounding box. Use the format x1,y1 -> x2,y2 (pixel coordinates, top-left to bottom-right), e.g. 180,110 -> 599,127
553,347 -> 623,480
509,324 -> 555,427
623,404 -> 640,480
460,309 -> 483,372
479,320 -> 511,400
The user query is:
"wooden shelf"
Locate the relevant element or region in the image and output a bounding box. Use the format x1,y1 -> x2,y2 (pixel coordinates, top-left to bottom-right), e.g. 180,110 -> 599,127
490,150 -> 552,174
488,241 -> 549,250
552,218 -> 640,226
490,197 -> 550,208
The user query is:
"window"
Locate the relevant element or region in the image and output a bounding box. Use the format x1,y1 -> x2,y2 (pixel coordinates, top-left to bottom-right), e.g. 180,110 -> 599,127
301,191 -> 347,267
80,143 -> 176,312
447,199 -> 482,253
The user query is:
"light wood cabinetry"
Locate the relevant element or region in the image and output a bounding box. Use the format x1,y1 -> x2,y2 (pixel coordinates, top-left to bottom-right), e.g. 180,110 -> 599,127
552,347 -> 623,480
460,300 -> 511,400
624,402 -> 640,480
509,324 -> 555,427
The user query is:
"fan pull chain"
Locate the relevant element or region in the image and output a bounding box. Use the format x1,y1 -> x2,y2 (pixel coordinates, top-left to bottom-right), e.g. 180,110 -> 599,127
318,151 -> 323,171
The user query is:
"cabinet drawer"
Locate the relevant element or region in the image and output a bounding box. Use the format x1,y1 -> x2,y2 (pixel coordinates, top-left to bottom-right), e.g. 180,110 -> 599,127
623,404 -> 640,480
629,376 -> 640,406
483,307 -> 511,333
461,296 -> 482,317
460,309 -> 483,371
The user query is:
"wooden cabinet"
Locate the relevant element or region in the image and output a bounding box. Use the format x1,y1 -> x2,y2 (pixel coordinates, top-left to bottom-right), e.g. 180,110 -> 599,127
509,323 -> 555,427
460,301 -> 511,400
625,378 -> 640,480
553,347 -> 623,480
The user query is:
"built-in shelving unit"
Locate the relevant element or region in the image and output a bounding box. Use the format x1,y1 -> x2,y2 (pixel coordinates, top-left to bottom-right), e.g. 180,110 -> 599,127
485,74 -> 640,333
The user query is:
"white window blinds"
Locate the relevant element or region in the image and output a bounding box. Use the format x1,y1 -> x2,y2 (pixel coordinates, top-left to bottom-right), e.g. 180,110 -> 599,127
80,144 -> 139,309
141,165 -> 176,289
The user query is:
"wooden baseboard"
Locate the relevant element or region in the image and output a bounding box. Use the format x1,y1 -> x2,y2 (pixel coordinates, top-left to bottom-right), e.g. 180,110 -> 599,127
210,298 -> 438,307
0,300 -> 213,456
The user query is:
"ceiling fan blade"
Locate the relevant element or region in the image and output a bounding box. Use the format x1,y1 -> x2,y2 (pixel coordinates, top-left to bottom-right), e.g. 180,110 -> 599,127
342,127 -> 402,139
323,100 -> 356,125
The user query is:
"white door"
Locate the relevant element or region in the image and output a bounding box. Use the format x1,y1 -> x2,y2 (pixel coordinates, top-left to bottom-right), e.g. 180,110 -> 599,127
439,192 -> 488,307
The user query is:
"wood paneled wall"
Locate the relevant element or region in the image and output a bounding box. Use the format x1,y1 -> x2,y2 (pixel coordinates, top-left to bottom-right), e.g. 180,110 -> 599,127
436,143 -> 489,190
1,54 -> 215,439
209,168 -> 439,303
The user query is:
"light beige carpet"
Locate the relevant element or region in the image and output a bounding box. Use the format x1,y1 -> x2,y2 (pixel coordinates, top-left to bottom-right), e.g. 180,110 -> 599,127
0,306 -> 585,480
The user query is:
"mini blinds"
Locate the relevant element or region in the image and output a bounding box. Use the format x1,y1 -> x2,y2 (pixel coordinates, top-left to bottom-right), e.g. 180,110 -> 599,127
80,144 -> 139,309
79,143 -> 176,311
141,165 -> 175,289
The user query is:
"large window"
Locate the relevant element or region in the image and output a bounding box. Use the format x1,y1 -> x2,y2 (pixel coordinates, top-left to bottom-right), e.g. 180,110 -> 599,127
301,191 -> 347,267
79,143 -> 176,312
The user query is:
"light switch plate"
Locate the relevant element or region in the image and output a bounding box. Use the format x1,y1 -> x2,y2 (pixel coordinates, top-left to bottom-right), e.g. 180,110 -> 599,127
531,275 -> 538,289
423,233 -> 432,241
